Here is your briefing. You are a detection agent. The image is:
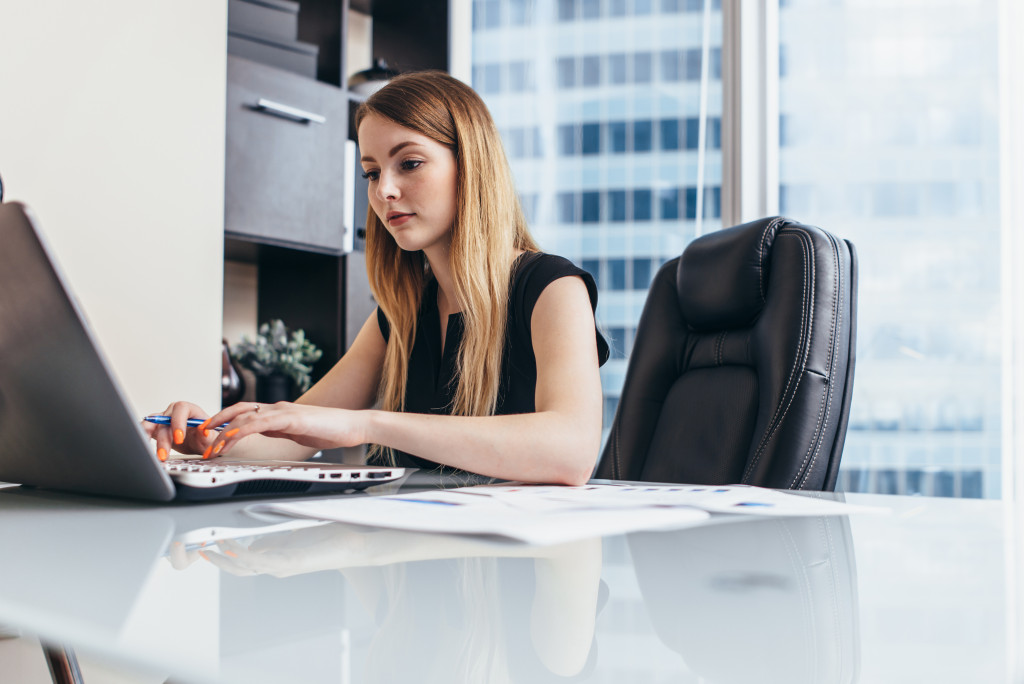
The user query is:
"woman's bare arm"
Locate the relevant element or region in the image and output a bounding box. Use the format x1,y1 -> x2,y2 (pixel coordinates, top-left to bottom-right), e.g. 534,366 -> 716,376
151,311 -> 386,461
208,276 -> 603,484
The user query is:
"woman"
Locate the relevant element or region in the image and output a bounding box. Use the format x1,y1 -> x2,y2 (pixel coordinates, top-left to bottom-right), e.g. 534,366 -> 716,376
149,71 -> 608,485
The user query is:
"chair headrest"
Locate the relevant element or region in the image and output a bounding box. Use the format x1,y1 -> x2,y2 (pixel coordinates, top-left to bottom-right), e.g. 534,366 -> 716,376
677,217 -> 784,331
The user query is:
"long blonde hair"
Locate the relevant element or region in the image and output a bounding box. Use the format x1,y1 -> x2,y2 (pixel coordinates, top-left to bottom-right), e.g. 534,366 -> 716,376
355,71 -> 539,461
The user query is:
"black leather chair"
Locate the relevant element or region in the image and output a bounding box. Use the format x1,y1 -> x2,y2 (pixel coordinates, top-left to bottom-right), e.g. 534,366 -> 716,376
596,216 -> 857,491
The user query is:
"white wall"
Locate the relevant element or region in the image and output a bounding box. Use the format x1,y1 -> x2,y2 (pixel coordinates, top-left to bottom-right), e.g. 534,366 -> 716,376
0,1 -> 227,415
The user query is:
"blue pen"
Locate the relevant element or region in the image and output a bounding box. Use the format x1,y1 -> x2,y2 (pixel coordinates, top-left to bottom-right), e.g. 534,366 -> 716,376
144,415 -> 230,431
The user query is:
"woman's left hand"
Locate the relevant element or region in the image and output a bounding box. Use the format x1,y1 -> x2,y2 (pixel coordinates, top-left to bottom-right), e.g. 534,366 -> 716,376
199,401 -> 368,459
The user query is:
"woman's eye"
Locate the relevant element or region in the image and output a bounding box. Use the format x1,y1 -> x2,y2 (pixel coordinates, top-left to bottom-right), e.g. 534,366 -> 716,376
400,160 -> 423,171
361,169 -> 379,181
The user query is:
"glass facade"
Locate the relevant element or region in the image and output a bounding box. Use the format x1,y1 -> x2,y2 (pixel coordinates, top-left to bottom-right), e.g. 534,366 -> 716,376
777,0 -> 1002,498
471,0 -> 1004,498
471,0 -> 723,431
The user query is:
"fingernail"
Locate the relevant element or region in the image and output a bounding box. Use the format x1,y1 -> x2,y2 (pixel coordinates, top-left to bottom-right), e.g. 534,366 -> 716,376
203,429 -> 211,438
213,442 -> 224,454
225,428 -> 240,438
198,551 -> 210,561
224,550 -> 239,558
198,419 -> 210,431
157,447 -> 167,461
203,445 -> 213,459
173,429 -> 184,445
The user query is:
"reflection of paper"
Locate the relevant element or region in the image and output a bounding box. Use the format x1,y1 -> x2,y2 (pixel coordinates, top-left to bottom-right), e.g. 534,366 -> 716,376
484,483 -> 887,517
254,488 -> 711,545
254,483 -> 883,545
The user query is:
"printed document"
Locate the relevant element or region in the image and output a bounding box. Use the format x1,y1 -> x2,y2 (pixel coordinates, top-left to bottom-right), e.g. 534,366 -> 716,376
254,483 -> 883,545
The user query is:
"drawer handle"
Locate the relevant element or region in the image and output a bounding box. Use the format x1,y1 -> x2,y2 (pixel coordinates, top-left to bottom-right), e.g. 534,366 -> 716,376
251,98 -> 326,125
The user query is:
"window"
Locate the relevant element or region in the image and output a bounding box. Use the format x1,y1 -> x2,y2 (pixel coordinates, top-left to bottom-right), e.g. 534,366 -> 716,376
609,190 -> 627,221
633,120 -> 653,152
609,121 -> 628,152
472,0 -> 723,454
608,259 -> 627,290
661,50 -> 681,81
557,192 -> 577,223
659,188 -> 680,220
582,191 -> 601,222
633,52 -> 653,83
558,124 -> 578,155
508,62 -> 532,92
660,119 -> 680,150
633,258 -> 653,290
582,55 -> 601,86
633,189 -> 652,220
557,57 -> 576,87
777,0 -> 1003,498
582,123 -> 601,154
609,53 -> 628,84
582,258 -> 601,288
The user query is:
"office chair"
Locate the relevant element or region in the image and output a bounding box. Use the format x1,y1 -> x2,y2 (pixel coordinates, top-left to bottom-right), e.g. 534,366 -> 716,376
596,217 -> 857,491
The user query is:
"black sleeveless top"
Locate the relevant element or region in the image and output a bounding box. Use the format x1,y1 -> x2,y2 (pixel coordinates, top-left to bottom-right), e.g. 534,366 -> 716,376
376,252 -> 609,471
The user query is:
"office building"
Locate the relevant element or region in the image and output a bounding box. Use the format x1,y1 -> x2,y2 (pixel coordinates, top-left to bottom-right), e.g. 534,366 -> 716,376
471,0 -> 1002,498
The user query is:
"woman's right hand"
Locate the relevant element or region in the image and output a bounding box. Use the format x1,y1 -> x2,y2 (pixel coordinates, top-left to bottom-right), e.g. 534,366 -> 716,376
142,401 -> 216,461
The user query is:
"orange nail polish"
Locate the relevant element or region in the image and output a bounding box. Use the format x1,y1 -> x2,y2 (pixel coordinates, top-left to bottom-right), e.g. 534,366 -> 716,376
203,445 -> 213,459
173,429 -> 184,445
203,429 -> 211,438
213,442 -> 224,454
225,428 -> 240,438
198,419 -> 210,431
157,447 -> 167,461
224,549 -> 239,558
198,551 -> 210,561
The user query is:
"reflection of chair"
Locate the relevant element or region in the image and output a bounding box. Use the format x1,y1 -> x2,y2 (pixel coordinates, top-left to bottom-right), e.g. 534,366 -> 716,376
597,217 -> 857,490
629,516 -> 860,684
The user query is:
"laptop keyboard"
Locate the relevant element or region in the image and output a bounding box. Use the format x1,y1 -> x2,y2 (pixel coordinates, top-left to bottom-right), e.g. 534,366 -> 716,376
163,459 -> 396,488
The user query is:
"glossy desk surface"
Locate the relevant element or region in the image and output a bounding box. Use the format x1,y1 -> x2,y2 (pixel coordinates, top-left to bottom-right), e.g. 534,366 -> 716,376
0,477 -> 1018,684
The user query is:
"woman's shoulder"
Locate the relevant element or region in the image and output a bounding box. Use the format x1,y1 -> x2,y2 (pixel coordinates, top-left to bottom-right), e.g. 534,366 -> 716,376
512,251 -> 599,314
509,251 -> 609,365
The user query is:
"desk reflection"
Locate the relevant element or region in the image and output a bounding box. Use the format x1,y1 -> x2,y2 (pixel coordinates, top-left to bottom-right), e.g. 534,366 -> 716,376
187,524 -> 605,683
628,515 -> 860,684
0,485 -> 862,684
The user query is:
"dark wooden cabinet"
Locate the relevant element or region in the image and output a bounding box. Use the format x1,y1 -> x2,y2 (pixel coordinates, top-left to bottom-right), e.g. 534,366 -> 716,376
225,55 -> 352,254
224,0 -> 449,379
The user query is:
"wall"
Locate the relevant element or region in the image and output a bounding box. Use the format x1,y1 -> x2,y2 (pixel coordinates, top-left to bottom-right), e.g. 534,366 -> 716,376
0,1 -> 227,415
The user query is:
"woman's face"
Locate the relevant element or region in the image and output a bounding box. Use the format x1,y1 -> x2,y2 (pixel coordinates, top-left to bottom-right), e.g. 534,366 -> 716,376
358,114 -> 458,256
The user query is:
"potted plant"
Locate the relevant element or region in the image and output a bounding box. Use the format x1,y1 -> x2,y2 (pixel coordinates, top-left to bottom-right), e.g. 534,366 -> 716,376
231,319 -> 323,403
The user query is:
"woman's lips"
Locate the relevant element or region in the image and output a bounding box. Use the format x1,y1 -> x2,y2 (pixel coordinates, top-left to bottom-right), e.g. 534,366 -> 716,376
386,212 -> 414,227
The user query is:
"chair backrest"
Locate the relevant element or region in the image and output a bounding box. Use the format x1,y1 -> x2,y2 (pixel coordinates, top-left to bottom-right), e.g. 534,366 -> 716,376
596,217 -> 858,491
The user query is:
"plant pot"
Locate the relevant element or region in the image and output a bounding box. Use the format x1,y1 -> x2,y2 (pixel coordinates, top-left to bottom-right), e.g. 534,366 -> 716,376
256,373 -> 296,404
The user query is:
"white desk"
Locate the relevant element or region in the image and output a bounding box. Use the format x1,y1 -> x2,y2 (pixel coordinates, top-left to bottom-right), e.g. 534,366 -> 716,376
0,482 -> 1018,683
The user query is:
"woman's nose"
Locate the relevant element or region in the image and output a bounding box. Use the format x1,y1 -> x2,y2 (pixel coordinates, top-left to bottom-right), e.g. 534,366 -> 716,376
375,171 -> 399,201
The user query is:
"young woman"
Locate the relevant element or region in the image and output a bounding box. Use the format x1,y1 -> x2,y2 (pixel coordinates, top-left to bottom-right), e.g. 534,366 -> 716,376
149,71 -> 608,485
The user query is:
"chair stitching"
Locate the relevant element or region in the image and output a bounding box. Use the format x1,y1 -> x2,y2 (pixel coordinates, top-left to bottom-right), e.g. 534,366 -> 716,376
796,232 -> 843,488
744,229 -> 814,483
759,217 -> 787,304
779,521 -> 818,679
613,424 -> 622,479
746,229 -> 812,477
791,230 -> 837,487
820,519 -> 846,676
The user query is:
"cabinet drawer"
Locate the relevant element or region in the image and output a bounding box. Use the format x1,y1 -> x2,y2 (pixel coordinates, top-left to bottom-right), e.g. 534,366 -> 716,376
225,55 -> 350,254
228,0 -> 299,42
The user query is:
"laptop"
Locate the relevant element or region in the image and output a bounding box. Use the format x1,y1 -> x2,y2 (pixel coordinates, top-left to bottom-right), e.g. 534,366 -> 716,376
0,202 -> 405,502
